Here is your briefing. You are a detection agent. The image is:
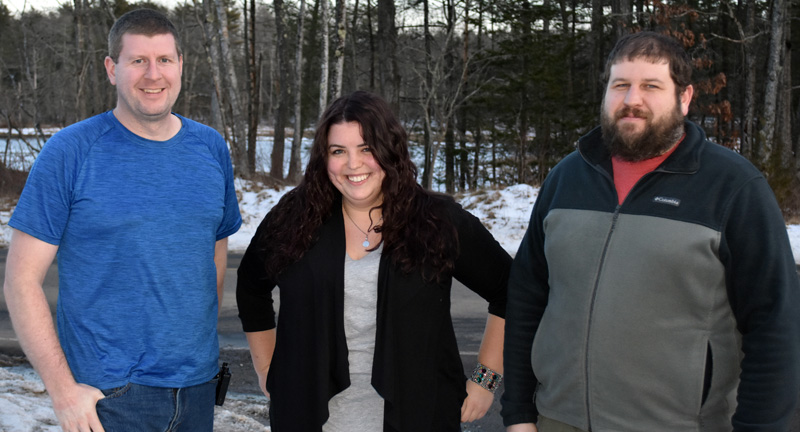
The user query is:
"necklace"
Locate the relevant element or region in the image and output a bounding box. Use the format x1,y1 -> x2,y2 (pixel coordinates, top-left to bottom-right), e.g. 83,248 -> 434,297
342,206 -> 380,248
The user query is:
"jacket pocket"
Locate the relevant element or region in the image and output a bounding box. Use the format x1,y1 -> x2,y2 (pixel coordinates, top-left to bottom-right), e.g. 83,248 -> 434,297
701,342 -> 713,407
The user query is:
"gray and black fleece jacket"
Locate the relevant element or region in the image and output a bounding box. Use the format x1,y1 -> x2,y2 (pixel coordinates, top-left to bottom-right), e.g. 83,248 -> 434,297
501,120 -> 800,431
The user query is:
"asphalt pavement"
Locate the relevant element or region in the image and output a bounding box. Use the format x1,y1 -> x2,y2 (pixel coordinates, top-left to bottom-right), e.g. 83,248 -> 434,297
2,247 -> 799,432
0,248 -> 505,431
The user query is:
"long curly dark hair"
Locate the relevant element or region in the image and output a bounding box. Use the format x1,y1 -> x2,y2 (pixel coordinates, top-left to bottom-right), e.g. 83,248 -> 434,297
256,90 -> 457,282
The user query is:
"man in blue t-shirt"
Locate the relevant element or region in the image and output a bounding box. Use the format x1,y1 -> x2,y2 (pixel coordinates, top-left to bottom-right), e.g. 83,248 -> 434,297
3,8 -> 241,432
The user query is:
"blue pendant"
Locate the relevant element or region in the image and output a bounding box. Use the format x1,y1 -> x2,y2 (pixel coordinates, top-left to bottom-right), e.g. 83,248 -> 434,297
362,239 -> 370,248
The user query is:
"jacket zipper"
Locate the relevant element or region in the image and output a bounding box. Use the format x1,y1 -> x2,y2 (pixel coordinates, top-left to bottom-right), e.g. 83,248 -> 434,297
577,135 -> 694,430
584,204 -> 621,432
581,164 -> 672,430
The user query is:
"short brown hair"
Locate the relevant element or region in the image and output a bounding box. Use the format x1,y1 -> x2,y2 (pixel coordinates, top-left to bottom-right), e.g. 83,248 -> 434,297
603,31 -> 692,92
107,8 -> 181,63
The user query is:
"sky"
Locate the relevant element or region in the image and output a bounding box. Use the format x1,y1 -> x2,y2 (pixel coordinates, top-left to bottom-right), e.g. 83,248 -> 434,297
4,0 -> 182,14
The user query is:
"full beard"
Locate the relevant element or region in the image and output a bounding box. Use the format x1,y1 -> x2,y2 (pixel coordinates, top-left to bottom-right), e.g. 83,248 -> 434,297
601,103 -> 685,162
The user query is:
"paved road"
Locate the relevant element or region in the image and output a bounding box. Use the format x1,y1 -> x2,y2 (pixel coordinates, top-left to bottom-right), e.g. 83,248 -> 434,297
0,248 -> 505,431
2,247 -> 798,431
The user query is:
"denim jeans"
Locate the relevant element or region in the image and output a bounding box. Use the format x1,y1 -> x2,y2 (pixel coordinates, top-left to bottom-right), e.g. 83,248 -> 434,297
96,380 -> 216,431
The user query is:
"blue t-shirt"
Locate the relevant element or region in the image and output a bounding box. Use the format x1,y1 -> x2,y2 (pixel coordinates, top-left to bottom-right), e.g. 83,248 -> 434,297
9,111 -> 242,389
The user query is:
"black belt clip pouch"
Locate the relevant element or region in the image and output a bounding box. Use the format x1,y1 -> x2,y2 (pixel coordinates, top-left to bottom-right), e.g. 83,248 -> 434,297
215,362 -> 231,406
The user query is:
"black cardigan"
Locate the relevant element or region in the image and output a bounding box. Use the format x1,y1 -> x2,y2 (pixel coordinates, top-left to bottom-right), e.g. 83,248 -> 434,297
237,195 -> 511,431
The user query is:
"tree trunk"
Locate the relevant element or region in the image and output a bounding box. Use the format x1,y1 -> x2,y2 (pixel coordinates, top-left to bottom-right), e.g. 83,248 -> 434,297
421,0 -> 433,190
367,0 -> 375,90
288,0 -> 307,183
213,0 -> 249,177
330,0 -> 346,99
518,0 -> 532,185
444,0 -> 456,194
445,117 -> 456,194
349,0 -> 360,91
196,0 -> 230,145
272,0 -> 291,181
590,0 -> 604,107
741,0 -> 756,160
778,14 -> 792,170
245,0 -> 260,175
377,0 -> 399,105
458,0 -> 471,191
471,0 -> 484,189
73,0 -> 87,121
761,0 -> 786,165
319,0 -> 330,114
559,0 -> 574,102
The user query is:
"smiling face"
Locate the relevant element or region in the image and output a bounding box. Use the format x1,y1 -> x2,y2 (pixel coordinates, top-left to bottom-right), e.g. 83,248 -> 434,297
104,32 -> 183,130
601,58 -> 693,161
326,121 -> 386,210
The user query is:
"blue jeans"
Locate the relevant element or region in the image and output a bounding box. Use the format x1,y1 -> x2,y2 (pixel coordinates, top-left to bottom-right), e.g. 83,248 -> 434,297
96,380 -> 216,431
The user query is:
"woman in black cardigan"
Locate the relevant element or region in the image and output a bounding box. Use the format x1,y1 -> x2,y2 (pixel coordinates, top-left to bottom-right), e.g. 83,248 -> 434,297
236,90 -> 511,431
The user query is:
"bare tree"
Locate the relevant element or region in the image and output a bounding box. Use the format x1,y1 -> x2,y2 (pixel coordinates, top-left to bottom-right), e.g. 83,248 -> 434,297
417,0 -> 487,192
245,0 -> 261,175
349,0 -> 360,91
470,0 -> 485,189
420,0 -> 434,189
73,0 -> 88,121
741,0 -> 757,159
778,14 -> 792,170
761,0 -> 786,165
319,0 -> 330,114
288,0 -> 307,183
517,0 -> 533,185
590,0 -> 604,106
367,0 -> 376,90
377,0 -> 399,105
330,0 -> 346,99
195,0 -> 231,145
271,0 -> 291,180
213,0 -> 249,176
458,0 -> 471,191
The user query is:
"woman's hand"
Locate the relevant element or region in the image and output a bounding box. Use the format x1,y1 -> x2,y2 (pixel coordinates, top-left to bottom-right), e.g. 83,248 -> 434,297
462,314 -> 505,423
245,330 -> 276,399
460,379 -> 495,423
255,369 -> 270,399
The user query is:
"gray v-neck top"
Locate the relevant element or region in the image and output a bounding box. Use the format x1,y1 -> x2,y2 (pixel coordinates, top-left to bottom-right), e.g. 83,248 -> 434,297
323,245 -> 384,431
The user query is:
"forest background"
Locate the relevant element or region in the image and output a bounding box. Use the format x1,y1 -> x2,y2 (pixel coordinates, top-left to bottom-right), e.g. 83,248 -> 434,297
0,0 -> 798,217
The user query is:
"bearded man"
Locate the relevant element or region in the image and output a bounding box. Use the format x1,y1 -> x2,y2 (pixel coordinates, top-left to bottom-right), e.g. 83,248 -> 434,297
501,31 -> 800,432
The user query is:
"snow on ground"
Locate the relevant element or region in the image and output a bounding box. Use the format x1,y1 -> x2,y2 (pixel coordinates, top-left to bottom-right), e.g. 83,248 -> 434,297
227,181 -> 538,254
0,360 -> 271,432
3,181 -> 800,430
1,182 -> 539,431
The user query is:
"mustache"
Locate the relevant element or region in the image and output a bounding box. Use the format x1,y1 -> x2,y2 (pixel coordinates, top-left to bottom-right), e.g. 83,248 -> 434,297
615,107 -> 650,121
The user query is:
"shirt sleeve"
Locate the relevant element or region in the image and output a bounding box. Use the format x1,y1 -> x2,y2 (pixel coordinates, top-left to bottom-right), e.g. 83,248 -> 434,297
721,176 -> 800,431
500,195 -> 550,427
211,132 -> 242,240
450,202 -> 511,318
8,133 -> 79,245
236,214 -> 278,332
